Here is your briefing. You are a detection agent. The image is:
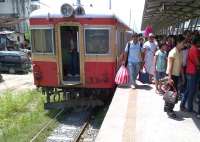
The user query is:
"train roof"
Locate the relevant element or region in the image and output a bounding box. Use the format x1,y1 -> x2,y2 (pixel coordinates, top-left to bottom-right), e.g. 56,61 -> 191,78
30,2 -> 130,30
141,0 -> 200,32
30,6 -> 114,19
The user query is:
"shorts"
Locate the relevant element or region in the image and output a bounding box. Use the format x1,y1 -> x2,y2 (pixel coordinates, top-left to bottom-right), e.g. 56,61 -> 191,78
155,71 -> 165,81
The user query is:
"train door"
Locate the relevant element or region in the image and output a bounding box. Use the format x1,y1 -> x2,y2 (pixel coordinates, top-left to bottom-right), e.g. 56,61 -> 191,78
60,26 -> 80,83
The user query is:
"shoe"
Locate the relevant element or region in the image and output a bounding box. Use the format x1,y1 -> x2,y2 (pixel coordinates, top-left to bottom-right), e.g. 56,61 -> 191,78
131,84 -> 136,89
196,114 -> 200,119
164,106 -> 168,112
167,111 -> 177,119
68,74 -> 72,77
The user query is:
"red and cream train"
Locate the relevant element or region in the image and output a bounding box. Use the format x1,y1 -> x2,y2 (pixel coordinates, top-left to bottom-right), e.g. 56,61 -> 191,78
30,1 -> 131,109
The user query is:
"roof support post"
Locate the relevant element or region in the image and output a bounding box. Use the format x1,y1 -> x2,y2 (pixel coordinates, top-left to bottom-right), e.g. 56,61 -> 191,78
181,22 -> 185,34
194,17 -> 198,30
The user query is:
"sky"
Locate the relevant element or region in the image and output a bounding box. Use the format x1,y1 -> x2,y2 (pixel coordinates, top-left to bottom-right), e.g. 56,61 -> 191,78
39,0 -> 145,32
80,0 -> 145,32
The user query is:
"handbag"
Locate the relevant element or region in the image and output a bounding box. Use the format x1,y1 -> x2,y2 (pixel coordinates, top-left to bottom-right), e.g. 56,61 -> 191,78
115,65 -> 129,85
138,67 -> 150,84
163,83 -> 178,104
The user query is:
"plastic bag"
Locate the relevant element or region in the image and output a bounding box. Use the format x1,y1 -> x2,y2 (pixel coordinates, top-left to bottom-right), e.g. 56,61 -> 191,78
163,83 -> 178,104
115,65 -> 129,85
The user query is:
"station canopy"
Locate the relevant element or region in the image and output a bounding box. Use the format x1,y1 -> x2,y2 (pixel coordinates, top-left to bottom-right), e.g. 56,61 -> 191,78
141,0 -> 200,33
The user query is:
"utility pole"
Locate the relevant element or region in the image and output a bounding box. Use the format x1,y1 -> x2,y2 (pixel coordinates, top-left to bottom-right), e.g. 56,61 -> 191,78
129,8 -> 131,28
109,0 -> 111,9
77,0 -> 81,6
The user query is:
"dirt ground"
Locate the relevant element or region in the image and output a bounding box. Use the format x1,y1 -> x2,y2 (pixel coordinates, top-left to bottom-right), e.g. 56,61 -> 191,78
0,72 -> 35,93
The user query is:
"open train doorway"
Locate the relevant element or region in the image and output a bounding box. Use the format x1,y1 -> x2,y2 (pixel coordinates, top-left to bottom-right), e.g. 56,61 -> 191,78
60,26 -> 80,83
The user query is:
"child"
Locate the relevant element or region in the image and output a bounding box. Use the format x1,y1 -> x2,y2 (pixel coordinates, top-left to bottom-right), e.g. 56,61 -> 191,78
154,43 -> 167,94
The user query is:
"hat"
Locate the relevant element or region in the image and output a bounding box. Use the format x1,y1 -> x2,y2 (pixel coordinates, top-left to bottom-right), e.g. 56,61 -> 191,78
149,33 -> 155,37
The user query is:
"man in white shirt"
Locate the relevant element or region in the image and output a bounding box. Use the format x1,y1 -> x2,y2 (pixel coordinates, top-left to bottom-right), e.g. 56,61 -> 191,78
143,33 -> 158,83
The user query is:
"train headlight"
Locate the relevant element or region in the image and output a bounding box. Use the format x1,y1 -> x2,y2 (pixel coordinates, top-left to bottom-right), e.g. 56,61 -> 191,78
61,3 -> 74,17
75,6 -> 85,15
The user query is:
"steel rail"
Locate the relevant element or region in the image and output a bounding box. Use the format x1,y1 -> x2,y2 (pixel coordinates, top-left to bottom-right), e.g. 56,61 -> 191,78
30,109 -> 64,142
74,109 -> 93,142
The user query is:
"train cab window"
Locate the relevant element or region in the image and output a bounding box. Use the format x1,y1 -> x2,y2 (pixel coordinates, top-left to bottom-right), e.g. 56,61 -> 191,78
31,29 -> 54,54
85,28 -> 109,54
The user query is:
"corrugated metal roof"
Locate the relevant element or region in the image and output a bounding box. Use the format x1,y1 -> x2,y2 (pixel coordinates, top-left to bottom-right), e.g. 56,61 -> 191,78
141,0 -> 200,32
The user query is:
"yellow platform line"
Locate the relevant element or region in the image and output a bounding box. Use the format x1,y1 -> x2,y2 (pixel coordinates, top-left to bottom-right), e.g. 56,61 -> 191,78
122,89 -> 137,142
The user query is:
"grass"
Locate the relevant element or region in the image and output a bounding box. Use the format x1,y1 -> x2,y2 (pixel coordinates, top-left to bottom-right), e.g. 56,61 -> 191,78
0,90 -> 59,142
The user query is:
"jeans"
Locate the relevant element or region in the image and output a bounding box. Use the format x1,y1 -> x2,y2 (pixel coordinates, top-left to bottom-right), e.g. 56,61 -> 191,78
68,52 -> 79,75
197,72 -> 200,114
198,93 -> 200,114
171,75 -> 179,91
181,74 -> 197,112
128,62 -> 140,85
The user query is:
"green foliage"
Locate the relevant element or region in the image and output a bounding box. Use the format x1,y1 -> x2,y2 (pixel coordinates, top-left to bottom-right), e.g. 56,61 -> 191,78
0,90 -> 58,142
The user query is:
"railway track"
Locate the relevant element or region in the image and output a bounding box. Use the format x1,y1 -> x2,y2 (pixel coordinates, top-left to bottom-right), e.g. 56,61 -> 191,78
46,109 -> 94,142
30,107 -> 106,142
77,107 -> 108,142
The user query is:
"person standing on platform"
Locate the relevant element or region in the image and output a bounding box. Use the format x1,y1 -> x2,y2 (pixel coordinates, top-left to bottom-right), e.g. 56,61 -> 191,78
197,73 -> 200,119
180,35 -> 200,112
124,33 -> 143,89
164,35 -> 185,118
68,31 -> 79,77
143,33 -> 158,83
154,43 -> 167,94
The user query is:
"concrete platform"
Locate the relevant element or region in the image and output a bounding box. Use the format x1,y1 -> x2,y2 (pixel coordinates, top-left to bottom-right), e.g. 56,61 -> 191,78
96,82 -> 200,142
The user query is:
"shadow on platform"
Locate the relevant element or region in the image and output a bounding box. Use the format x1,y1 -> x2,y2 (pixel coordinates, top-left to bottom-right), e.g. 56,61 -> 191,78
136,84 -> 153,90
117,84 -> 153,91
175,111 -> 200,130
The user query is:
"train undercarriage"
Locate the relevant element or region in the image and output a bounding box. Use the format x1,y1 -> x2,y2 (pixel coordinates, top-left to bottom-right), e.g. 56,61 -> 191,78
41,87 -> 115,109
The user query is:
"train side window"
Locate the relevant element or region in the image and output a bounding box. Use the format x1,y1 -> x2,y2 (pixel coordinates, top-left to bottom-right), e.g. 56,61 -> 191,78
31,29 -> 54,54
85,29 -> 109,54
